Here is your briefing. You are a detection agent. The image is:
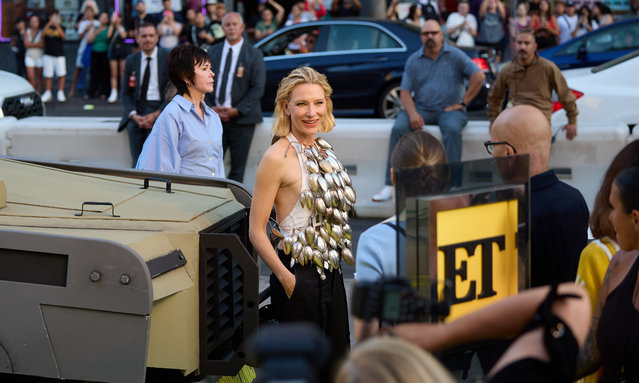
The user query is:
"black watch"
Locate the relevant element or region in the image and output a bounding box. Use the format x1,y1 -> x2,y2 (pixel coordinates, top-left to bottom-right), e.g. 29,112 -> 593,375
460,101 -> 467,107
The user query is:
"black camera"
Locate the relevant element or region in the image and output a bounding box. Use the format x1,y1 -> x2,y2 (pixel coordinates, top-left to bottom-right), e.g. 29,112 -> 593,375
351,277 -> 450,324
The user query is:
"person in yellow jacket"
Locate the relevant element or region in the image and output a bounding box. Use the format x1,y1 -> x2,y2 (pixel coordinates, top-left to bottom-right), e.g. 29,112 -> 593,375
574,139 -> 639,383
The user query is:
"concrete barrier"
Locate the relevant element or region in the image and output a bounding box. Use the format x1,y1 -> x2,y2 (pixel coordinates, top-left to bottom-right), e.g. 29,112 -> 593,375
0,115 -> 632,217
6,116 -> 131,169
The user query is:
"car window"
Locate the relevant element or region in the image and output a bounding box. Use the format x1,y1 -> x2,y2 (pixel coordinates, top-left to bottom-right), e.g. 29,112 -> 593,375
556,38 -> 583,55
326,25 -> 401,51
585,22 -> 639,53
259,26 -> 324,56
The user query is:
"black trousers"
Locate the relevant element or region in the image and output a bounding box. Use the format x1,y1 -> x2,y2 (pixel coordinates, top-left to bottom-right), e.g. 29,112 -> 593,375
125,100 -> 162,167
222,120 -> 255,183
269,250 -> 351,377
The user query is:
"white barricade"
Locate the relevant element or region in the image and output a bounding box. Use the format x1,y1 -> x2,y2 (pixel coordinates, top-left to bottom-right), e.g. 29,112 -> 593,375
5,116 -> 131,168
0,116 -> 632,217
0,116 -> 18,157
548,122 -> 630,212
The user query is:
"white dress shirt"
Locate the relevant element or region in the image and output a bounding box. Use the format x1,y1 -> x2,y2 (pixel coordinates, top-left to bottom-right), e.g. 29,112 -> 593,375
140,46 -> 161,102
216,38 -> 244,108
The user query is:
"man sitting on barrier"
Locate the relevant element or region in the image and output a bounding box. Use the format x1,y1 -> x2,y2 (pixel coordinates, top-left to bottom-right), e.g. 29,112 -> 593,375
372,19 -> 484,202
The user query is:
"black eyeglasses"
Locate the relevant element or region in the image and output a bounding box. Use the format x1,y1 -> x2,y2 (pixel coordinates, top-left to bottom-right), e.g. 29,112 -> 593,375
420,31 -> 440,36
483,141 -> 517,155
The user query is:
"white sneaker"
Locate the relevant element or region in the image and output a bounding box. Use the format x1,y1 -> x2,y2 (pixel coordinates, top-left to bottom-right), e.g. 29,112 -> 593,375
41,90 -> 52,103
372,185 -> 393,202
57,90 -> 66,103
107,88 -> 118,103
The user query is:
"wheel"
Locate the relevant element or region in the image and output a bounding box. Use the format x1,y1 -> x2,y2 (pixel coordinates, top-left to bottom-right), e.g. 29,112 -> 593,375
376,82 -> 403,119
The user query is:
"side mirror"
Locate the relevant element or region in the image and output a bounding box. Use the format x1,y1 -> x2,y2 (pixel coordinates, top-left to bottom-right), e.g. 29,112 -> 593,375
577,44 -> 587,60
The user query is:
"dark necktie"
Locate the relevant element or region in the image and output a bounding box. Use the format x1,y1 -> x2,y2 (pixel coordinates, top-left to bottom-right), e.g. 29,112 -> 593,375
140,57 -> 152,105
218,48 -> 233,106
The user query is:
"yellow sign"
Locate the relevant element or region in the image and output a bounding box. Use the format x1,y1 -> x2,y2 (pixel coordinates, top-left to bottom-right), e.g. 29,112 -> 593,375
436,200 -> 519,321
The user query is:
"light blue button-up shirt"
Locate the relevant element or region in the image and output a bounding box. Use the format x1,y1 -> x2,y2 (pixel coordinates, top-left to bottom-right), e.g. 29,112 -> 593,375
136,95 -> 225,178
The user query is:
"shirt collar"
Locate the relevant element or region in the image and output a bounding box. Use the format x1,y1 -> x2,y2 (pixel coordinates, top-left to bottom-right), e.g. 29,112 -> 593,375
142,46 -> 158,61
223,38 -> 244,54
512,52 -> 540,70
531,169 -> 558,191
174,94 -> 214,115
420,42 -> 450,58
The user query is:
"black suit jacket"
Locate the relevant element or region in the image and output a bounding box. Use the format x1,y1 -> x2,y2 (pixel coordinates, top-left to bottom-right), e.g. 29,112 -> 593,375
118,47 -> 170,131
206,41 -> 265,125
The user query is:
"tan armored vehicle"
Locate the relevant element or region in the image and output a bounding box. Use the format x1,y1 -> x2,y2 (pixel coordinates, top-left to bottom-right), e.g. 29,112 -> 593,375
0,158 -> 259,382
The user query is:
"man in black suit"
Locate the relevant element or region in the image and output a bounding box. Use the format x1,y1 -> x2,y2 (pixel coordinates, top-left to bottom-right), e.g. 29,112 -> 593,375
118,22 -> 170,167
206,12 -> 265,183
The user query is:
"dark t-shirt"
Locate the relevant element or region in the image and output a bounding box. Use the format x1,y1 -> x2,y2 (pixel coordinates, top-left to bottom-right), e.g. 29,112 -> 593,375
530,170 -> 589,287
44,25 -> 64,57
13,29 -> 25,53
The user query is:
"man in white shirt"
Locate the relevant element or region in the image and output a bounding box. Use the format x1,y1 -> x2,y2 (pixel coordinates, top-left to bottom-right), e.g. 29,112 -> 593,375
558,0 -> 579,44
118,23 -> 170,166
205,13 -> 265,182
446,0 -> 478,47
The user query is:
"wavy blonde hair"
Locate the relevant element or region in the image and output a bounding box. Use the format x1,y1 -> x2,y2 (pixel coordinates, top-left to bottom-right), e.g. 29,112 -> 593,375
335,337 -> 455,383
272,67 -> 335,138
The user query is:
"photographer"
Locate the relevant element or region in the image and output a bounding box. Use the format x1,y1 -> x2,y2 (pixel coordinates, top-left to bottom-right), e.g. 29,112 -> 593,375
384,283 -> 590,382
572,5 -> 596,38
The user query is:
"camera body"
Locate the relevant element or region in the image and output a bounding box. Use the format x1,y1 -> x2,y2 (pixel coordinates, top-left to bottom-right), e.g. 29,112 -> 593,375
351,277 -> 450,324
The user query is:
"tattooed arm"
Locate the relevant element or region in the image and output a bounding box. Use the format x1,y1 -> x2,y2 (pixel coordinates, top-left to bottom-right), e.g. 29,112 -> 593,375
575,250 -> 637,378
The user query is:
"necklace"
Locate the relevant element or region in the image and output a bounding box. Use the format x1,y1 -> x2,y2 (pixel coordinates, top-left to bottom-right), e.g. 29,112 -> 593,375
282,136 -> 356,279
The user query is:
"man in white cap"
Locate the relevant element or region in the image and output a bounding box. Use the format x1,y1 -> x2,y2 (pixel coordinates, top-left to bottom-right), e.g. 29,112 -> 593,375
557,0 -> 579,44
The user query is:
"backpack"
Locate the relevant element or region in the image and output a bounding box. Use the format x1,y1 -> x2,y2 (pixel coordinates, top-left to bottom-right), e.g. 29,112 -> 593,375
422,0 -> 439,21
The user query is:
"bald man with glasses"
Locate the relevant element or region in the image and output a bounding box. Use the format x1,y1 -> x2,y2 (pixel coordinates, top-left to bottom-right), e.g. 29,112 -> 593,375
373,20 -> 485,202
489,105 -> 588,287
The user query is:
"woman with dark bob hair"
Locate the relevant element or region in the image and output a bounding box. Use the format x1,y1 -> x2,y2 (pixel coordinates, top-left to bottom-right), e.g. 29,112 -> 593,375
136,44 -> 224,177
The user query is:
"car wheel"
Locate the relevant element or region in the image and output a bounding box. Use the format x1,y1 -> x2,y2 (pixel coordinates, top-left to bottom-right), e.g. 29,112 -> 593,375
376,82 -> 402,119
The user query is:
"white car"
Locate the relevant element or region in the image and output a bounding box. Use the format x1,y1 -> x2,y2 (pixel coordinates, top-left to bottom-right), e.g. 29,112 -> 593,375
0,70 -> 45,119
552,50 -> 639,133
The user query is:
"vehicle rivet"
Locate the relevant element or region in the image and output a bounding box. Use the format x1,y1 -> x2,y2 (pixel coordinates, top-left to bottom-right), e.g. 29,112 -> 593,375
120,274 -> 131,285
89,271 -> 101,282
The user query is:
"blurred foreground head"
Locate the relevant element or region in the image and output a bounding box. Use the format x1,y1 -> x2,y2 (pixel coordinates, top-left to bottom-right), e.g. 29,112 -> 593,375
335,337 -> 455,383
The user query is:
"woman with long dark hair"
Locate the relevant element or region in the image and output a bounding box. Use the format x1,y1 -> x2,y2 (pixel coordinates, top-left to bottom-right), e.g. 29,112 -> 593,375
532,0 -> 559,49
576,165 -> 639,382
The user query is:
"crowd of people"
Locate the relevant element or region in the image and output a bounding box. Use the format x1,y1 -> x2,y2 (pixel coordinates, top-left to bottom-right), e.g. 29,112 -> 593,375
9,0 -> 362,105
385,0 -> 631,60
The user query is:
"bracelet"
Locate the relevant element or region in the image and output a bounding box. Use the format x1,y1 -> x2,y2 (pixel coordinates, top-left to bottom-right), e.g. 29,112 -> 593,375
460,101 -> 466,107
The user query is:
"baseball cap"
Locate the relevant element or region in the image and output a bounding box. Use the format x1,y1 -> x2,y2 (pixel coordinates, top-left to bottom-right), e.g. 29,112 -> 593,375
565,0 -> 575,6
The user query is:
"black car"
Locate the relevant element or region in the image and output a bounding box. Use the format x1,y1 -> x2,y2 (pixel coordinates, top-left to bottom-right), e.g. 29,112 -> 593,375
254,19 -> 497,118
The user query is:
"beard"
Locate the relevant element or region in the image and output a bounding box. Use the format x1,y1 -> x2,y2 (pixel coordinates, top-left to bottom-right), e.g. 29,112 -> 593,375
425,39 -> 436,48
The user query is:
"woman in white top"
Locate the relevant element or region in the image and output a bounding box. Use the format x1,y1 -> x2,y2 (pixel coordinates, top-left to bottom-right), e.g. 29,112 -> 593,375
158,10 -> 182,49
70,1 -> 99,97
249,67 -> 352,375
24,15 -> 44,93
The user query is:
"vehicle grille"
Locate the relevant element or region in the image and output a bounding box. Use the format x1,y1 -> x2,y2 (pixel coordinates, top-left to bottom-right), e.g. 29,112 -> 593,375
199,208 -> 258,376
2,91 -> 44,118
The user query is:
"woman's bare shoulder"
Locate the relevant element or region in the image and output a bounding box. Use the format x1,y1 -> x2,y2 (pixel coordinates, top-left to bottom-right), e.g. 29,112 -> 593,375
258,137 -> 295,172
